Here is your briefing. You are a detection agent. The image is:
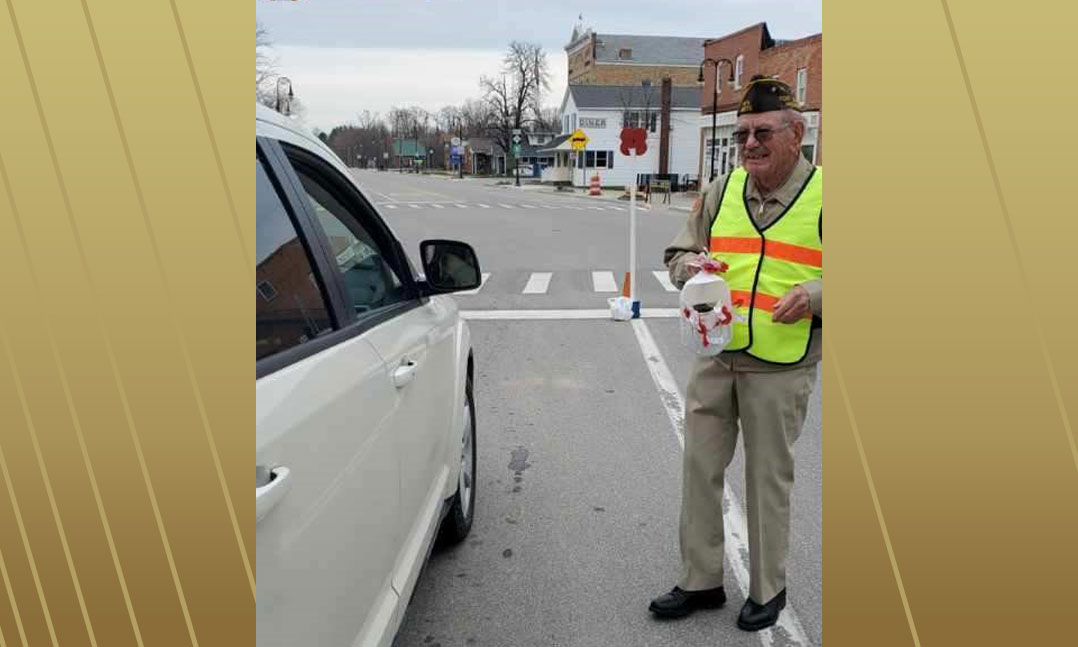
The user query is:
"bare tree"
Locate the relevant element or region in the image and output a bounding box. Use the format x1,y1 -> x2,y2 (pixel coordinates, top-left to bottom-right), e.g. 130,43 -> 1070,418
534,105 -> 561,133
435,106 -> 461,135
479,41 -> 550,166
460,99 -> 492,138
256,22 -> 279,107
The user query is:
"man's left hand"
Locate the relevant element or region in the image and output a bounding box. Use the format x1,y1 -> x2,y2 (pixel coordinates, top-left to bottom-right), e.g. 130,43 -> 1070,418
772,285 -> 811,323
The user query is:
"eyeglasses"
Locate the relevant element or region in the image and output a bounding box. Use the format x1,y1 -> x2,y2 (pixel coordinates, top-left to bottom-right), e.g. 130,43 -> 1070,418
731,123 -> 792,145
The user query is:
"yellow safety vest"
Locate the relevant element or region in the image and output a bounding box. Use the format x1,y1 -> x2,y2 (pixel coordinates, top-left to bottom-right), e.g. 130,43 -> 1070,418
710,166 -> 822,364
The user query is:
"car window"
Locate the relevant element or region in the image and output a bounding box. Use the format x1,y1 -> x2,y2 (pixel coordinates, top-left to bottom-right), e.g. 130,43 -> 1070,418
256,155 -> 333,362
289,161 -> 410,317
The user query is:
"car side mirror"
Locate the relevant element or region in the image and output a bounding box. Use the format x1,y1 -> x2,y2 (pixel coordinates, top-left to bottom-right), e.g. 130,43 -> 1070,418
419,239 -> 481,294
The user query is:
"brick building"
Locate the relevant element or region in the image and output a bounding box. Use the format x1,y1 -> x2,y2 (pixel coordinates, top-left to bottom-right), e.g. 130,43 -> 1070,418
697,22 -> 823,181
565,21 -> 706,89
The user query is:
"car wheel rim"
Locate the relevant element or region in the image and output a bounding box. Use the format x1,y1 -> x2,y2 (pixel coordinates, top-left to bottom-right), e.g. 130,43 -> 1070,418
459,396 -> 474,520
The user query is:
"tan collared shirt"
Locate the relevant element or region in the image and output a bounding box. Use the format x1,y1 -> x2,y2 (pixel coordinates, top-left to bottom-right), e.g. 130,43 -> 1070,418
664,155 -> 822,371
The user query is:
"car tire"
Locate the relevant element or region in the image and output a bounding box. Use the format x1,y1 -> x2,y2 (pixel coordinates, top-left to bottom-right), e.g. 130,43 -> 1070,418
437,373 -> 476,546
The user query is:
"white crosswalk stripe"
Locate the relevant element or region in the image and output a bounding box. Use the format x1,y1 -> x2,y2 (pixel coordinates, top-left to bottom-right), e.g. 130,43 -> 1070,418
450,269 -> 681,297
522,272 -> 553,294
652,270 -> 678,292
380,201 -> 657,211
592,271 -> 619,292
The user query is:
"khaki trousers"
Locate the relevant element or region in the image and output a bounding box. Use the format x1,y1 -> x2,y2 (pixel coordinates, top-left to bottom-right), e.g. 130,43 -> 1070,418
677,355 -> 817,604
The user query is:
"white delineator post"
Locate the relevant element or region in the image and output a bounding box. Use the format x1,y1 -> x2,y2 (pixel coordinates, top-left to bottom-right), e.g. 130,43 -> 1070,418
630,150 -> 639,318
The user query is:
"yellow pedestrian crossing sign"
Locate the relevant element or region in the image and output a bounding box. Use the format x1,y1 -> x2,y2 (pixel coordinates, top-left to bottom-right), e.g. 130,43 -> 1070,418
570,129 -> 589,151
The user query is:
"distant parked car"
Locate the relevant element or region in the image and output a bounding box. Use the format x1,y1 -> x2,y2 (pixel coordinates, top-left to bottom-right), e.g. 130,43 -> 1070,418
256,102 -> 481,647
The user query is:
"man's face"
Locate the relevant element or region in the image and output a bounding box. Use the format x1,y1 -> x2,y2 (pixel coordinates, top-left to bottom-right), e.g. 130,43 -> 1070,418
735,111 -> 802,180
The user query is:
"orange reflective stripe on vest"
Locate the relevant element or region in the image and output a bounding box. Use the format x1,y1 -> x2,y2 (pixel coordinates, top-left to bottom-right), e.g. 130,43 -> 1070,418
711,237 -> 822,269
730,290 -> 813,320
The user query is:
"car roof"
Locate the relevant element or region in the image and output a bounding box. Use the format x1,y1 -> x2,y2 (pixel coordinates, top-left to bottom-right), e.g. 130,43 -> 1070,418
256,103 -> 346,173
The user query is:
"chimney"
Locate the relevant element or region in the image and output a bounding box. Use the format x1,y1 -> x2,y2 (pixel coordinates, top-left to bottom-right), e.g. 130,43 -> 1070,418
659,76 -> 672,176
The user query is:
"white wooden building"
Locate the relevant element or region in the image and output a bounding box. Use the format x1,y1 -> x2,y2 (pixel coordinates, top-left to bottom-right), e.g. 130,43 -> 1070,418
540,84 -> 702,189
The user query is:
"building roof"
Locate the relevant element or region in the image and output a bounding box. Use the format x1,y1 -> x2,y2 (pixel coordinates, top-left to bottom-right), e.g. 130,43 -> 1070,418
567,84 -> 700,110
590,34 -> 708,66
536,134 -> 572,153
464,137 -> 496,152
703,22 -> 773,48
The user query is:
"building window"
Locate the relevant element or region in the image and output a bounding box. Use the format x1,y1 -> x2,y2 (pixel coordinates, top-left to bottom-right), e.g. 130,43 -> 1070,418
584,150 -> 614,168
257,280 -> 278,302
619,48 -> 632,59
735,55 -> 744,89
796,68 -> 808,105
622,111 -> 658,133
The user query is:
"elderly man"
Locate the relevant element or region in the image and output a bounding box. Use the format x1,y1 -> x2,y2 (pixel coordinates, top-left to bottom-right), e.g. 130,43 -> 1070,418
648,75 -> 821,632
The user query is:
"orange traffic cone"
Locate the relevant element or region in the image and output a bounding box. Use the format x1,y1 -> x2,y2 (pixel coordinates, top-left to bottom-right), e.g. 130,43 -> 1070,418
589,174 -> 602,196
621,272 -> 631,297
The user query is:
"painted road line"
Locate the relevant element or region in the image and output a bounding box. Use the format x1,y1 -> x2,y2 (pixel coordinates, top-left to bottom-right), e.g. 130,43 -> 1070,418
651,270 -> 678,292
431,203 -> 445,209
498,204 -> 515,209
383,204 -> 398,209
519,204 -> 537,209
459,308 -> 680,320
408,204 -> 421,209
454,204 -> 468,208
629,319 -> 813,647
591,271 -> 619,293
477,203 -> 491,208
521,272 -> 553,294
455,273 -> 490,296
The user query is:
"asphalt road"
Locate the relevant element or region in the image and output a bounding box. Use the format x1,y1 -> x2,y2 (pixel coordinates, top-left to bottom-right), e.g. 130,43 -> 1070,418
351,171 -> 822,647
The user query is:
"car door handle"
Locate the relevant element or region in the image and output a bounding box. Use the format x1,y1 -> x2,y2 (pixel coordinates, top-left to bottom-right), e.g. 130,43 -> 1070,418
392,360 -> 417,388
256,466 -> 292,523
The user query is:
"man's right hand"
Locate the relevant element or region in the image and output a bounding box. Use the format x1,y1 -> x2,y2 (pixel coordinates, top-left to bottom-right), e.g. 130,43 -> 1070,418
683,252 -> 712,278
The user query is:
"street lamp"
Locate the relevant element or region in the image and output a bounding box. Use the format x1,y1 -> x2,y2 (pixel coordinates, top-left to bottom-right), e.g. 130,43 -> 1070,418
697,58 -> 734,182
275,77 -> 293,115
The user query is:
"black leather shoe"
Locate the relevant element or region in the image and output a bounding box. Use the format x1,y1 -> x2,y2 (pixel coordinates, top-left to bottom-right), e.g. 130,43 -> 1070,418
737,589 -> 787,631
648,586 -> 726,618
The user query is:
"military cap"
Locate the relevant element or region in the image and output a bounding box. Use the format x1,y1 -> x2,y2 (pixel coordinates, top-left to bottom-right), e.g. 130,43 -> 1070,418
737,75 -> 801,115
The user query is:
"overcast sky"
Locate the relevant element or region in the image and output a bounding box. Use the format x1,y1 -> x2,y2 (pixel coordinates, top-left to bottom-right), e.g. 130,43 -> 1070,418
255,0 -> 822,132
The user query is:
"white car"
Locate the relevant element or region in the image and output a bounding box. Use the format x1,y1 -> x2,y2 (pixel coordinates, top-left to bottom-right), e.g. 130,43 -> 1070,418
255,103 -> 480,647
